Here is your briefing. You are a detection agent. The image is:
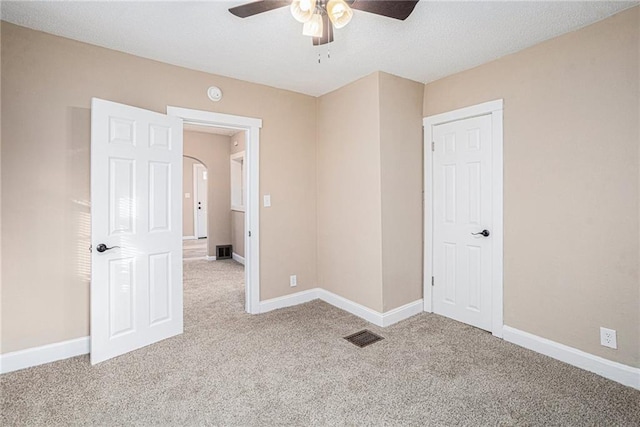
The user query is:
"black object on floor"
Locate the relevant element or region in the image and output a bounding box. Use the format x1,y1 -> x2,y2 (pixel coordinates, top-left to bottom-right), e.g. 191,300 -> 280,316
344,330 -> 384,348
216,245 -> 232,259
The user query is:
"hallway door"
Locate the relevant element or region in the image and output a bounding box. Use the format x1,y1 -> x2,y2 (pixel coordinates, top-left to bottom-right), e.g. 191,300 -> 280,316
194,163 -> 208,238
432,114 -> 494,331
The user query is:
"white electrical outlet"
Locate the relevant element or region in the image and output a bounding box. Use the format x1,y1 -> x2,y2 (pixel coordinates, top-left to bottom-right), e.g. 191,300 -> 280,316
600,327 -> 617,349
289,275 -> 297,287
264,194 -> 271,207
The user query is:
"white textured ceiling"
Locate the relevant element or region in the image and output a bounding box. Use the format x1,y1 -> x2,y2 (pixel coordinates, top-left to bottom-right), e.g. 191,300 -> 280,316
2,1 -> 637,96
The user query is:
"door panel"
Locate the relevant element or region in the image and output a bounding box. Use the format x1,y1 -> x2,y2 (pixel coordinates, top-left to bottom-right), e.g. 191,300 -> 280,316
149,252 -> 171,325
109,158 -> 135,234
433,115 -> 493,331
109,257 -> 135,337
149,161 -> 171,232
91,98 -> 183,365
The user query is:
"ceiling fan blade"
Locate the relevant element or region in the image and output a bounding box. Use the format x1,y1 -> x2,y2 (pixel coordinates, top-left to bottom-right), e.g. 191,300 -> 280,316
313,14 -> 334,46
348,0 -> 419,20
229,0 -> 290,18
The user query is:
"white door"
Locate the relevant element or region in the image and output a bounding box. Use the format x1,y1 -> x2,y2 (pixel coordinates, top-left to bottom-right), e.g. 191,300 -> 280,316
194,164 -> 208,238
432,114 -> 493,331
91,98 -> 183,364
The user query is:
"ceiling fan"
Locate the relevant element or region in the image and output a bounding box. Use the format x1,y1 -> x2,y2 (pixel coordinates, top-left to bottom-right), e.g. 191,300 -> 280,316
229,0 -> 419,46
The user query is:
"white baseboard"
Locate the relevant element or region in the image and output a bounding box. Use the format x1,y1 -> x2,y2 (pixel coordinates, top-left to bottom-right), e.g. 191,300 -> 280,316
259,289 -> 319,313
4,291 -> 421,375
182,236 -> 196,240
317,289 -> 384,326
206,255 -> 216,261
1,337 -> 90,374
380,299 -> 424,327
317,290 -> 422,327
503,326 -> 640,390
232,253 -> 245,265
259,288 -> 423,328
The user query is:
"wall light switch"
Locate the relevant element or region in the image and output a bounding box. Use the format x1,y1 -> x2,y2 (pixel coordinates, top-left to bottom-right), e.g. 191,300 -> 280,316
185,193 -> 191,199
264,194 -> 271,207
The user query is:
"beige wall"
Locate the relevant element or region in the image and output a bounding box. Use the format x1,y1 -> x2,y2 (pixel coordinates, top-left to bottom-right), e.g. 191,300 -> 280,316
317,72 -> 424,313
183,131 -> 232,257
230,131 -> 246,258
0,22 -> 3,353
230,131 -> 246,154
317,73 -> 384,311
424,7 -> 639,367
0,22 -> 317,353
182,156 -> 200,237
378,73 -> 424,312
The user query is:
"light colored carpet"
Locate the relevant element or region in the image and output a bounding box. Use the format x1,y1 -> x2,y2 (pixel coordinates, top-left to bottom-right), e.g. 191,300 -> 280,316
183,238 -> 208,260
2,259 -> 639,425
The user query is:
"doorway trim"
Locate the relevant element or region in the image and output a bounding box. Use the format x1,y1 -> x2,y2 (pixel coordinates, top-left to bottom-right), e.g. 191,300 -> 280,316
423,99 -> 504,338
167,106 -> 262,315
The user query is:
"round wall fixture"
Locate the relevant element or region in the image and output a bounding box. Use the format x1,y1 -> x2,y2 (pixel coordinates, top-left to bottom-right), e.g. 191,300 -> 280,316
207,86 -> 223,102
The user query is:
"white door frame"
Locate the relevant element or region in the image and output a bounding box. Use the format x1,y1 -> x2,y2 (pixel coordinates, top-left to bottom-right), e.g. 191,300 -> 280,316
423,99 -> 504,338
167,106 -> 262,315
193,162 -> 207,238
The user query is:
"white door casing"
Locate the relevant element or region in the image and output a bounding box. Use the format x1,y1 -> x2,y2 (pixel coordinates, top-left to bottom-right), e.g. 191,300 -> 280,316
194,163 -> 208,238
423,100 -> 504,337
91,98 -> 184,364
166,106 -> 262,314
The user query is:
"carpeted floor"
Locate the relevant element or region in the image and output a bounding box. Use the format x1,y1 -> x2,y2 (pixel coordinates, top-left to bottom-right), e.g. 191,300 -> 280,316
2,259 -> 639,426
183,238 -> 208,260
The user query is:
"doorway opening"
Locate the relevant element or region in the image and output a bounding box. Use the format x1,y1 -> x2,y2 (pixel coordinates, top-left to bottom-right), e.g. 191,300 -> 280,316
181,123 -> 246,305
182,155 -> 208,261
168,106 -> 262,315
193,162 -> 208,239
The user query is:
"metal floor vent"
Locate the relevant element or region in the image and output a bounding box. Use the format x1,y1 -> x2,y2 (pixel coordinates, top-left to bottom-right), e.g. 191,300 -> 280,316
344,330 -> 384,348
216,245 -> 232,260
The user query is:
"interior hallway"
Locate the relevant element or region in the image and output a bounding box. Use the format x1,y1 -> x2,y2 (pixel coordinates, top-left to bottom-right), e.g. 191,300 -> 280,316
1,259 -> 638,425
183,238 -> 208,260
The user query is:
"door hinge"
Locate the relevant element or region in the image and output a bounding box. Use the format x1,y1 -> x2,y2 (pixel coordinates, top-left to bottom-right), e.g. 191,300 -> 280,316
431,276 -> 435,287
248,231 -> 251,237
432,141 -> 435,152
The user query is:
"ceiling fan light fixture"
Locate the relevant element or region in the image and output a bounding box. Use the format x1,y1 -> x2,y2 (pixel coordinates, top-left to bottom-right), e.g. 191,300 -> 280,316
291,0 -> 317,23
302,13 -> 324,37
326,0 -> 353,29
